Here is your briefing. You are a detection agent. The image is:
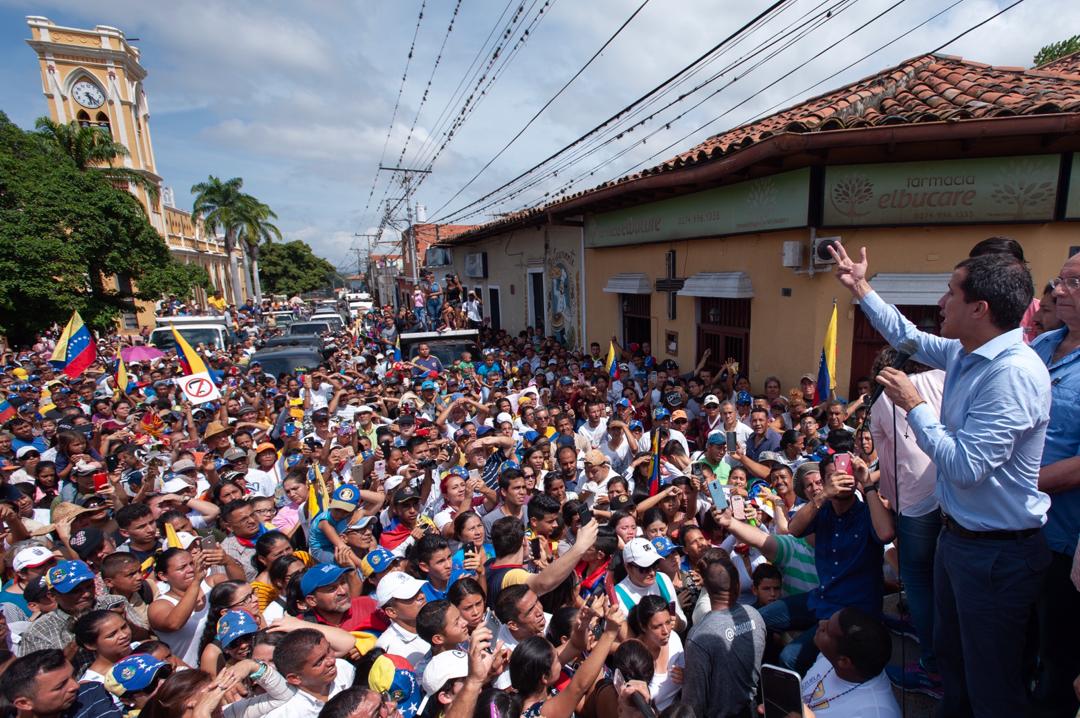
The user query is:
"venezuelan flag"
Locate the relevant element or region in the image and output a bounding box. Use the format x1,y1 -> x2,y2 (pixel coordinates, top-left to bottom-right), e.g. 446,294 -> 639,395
170,324 -> 209,376
647,428 -> 663,496
0,400 -> 14,424
605,341 -> 619,379
815,302 -> 838,403
50,311 -> 96,379
115,356 -> 129,397
393,336 -> 402,361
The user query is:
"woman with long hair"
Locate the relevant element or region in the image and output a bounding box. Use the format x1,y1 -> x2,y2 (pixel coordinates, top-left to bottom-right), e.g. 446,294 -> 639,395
140,659 -> 293,718
580,639 -> 657,718
249,531 -> 294,613
148,548 -> 224,667
262,555 -> 305,623
75,609 -> 133,687
197,580 -> 261,676
508,597 -> 624,717
627,595 -> 684,710
448,577 -> 490,633
449,511 -> 493,577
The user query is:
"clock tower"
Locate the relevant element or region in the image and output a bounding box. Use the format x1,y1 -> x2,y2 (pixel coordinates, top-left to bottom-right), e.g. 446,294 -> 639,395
26,16 -> 165,231
25,17 -> 247,322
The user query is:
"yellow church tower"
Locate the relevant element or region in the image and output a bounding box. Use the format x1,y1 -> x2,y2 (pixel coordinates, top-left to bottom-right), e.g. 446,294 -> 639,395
25,16 -> 246,327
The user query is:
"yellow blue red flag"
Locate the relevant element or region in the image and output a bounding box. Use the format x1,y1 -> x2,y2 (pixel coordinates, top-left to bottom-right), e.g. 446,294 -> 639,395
815,302 -> 838,403
50,311 -> 96,378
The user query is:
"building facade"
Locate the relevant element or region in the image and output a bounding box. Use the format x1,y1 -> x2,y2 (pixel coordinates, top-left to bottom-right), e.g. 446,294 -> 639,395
25,16 -> 245,328
444,52 -> 1080,394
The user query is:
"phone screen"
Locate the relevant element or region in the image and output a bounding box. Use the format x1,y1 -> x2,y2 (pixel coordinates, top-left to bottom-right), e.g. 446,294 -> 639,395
726,431 -> 738,452
92,472 -> 109,492
762,664 -> 805,718
707,479 -> 729,511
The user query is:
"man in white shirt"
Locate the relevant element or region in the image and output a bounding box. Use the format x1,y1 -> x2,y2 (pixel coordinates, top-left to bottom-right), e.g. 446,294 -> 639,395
801,607 -> 900,717
579,450 -> 622,508
374,571 -> 431,668
599,419 -> 633,475
614,538 -> 687,630
265,628 -> 355,718
576,400 -> 608,450
492,583 -> 551,689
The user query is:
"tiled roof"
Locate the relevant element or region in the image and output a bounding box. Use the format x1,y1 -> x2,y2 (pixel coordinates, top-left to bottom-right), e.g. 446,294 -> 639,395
451,51 -> 1080,240
640,52 -> 1080,176
412,223 -> 477,244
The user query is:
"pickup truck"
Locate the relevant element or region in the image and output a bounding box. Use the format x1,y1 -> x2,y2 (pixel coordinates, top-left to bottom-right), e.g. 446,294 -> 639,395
398,329 -> 481,368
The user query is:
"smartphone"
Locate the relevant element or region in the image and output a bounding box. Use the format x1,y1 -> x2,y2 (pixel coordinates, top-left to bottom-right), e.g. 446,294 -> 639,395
726,431 -> 738,452
707,478 -> 729,511
468,469 -> 481,485
529,536 -> 542,561
762,664 -> 805,718
105,454 -> 121,472
576,502 -> 594,527
834,452 -> 853,475
374,460 -> 387,479
731,494 -> 747,521
201,534 -> 219,553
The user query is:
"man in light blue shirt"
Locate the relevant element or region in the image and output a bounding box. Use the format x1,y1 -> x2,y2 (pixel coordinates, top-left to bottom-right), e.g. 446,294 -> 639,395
1028,252 -> 1080,717
831,245 -> 1052,718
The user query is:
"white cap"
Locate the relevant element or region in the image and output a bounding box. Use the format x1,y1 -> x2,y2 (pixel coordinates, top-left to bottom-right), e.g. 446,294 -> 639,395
176,532 -> 200,549
13,546 -> 54,572
495,412 -> 513,425
375,571 -> 426,608
384,475 -> 406,493
161,477 -> 192,495
703,394 -> 721,407
73,459 -> 100,474
15,446 -> 40,459
357,405 -> 374,414
421,649 -> 469,695
622,537 -> 661,568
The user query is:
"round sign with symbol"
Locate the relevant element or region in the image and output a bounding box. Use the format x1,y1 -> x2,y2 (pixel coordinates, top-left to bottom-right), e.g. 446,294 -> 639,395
184,377 -> 214,399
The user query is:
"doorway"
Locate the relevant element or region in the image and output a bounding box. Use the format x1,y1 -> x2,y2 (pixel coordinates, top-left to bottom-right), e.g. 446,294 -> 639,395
696,298 -> 751,375
850,304 -> 941,396
528,269 -> 545,334
620,293 -> 651,348
488,286 -> 502,331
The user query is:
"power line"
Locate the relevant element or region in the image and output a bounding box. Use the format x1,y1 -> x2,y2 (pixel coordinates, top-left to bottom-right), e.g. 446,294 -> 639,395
428,0 -> 654,219
426,0 -> 790,224
360,0 -> 428,221
393,0 -> 465,170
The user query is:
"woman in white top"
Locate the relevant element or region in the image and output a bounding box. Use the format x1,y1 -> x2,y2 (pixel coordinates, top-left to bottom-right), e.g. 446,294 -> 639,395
627,595 -> 685,711
148,547 -> 225,667
261,554 -> 305,624
75,609 -> 133,708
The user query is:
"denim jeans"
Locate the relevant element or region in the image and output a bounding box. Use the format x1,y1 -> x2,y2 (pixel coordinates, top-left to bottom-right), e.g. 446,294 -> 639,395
934,528 -> 1050,718
896,512 -> 939,671
426,300 -> 441,329
757,590 -> 820,674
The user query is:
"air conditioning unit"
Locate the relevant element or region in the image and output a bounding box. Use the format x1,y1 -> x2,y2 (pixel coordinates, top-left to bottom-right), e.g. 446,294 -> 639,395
464,252 -> 488,279
812,235 -> 843,266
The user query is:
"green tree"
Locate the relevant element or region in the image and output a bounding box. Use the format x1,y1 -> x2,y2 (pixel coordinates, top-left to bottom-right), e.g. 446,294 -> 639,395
237,199 -> 282,304
34,117 -> 160,203
1033,35 -> 1080,66
190,175 -> 252,307
0,113 -> 204,342
258,240 -> 336,297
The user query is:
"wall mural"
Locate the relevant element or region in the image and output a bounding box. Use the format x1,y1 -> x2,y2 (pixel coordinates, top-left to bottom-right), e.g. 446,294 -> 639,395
546,247 -> 580,348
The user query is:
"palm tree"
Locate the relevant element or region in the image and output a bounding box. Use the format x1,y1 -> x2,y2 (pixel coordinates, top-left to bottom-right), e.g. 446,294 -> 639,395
191,175 -> 248,306
236,199 -> 281,304
35,118 -> 159,203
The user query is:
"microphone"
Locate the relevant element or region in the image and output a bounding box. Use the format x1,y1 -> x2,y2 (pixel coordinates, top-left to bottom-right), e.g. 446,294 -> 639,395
631,692 -> 657,718
867,339 -> 918,409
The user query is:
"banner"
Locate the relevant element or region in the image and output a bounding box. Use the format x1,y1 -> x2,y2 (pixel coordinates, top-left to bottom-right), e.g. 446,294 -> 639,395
176,372 -> 221,405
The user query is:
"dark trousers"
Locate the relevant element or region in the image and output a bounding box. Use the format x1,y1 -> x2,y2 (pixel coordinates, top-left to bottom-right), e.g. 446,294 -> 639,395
934,527 -> 1051,718
897,512 -> 940,671
757,590 -> 820,674
1031,549 -> 1080,717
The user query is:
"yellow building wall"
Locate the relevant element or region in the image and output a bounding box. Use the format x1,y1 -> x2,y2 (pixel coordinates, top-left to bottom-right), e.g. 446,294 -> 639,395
585,222 -> 1076,393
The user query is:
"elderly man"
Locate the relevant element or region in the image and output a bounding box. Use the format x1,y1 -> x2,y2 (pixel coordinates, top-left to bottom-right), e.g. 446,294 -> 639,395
1029,252 -> 1080,717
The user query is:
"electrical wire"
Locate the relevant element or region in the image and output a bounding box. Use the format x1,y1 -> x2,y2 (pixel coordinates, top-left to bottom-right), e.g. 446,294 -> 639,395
360,0 -> 428,221
428,0 -> 654,218
425,0 -> 790,224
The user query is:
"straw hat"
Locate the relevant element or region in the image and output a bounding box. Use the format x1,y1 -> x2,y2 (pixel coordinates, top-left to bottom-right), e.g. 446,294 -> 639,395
203,421 -> 233,440
50,502 -> 97,526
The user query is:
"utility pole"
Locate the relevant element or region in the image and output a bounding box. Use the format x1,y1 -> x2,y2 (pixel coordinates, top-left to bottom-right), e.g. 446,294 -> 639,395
378,166 -> 431,284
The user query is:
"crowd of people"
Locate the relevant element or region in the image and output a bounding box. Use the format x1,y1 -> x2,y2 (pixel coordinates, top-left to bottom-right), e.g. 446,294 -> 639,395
0,236 -> 1076,718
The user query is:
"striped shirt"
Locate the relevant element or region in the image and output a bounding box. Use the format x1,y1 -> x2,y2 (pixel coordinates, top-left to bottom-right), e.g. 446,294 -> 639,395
772,534 -> 819,597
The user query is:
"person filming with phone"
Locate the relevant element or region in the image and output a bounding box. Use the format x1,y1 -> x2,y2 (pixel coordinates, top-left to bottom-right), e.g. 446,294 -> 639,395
831,242 -> 1052,718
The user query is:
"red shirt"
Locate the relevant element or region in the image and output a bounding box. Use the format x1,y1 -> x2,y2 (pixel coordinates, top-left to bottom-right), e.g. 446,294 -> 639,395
311,596 -> 389,633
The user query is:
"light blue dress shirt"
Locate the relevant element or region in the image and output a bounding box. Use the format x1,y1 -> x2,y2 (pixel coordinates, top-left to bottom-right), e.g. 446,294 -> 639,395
860,291 -> 1051,531
1029,326 -> 1080,554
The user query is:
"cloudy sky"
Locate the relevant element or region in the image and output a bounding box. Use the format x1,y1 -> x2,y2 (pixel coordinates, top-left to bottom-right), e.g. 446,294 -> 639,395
0,0 -> 1075,269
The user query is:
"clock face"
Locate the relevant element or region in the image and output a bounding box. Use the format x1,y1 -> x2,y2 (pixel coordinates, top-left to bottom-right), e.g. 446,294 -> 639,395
72,80 -> 105,109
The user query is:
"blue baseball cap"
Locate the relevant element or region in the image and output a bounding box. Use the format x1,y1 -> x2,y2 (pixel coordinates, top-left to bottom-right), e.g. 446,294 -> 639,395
329,483 -> 361,511
629,420 -> 644,431
360,547 -> 398,579
653,407 -> 671,420
420,380 -> 437,391
299,563 -> 348,596
216,609 -> 259,648
44,560 -> 95,594
445,466 -> 469,479
523,430 -> 540,443
500,460 -> 521,474
104,654 -> 171,697
615,398 -> 631,409
736,390 -> 752,405
476,425 -> 493,437
650,536 -> 679,558
707,432 -> 728,446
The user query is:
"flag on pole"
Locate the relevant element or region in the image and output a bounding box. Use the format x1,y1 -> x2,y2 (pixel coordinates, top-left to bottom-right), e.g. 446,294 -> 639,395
393,336 -> 402,361
37,384 -> 56,417
815,302 -> 838,404
647,429 -> 663,496
0,400 -> 14,425
170,325 -> 209,375
314,462 -> 331,508
164,522 -> 184,549
605,341 -> 619,380
115,356 -> 130,397
49,311 -> 96,378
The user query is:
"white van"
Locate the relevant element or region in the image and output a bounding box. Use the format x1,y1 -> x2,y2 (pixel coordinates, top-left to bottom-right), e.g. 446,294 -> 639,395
149,316 -> 233,352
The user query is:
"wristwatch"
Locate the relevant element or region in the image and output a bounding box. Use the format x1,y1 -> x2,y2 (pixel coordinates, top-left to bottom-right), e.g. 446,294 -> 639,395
249,660 -> 268,681
863,484 -> 879,495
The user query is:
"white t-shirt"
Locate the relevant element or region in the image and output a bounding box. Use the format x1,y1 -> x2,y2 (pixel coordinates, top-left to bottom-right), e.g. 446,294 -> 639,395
264,659 -> 355,718
375,621 -> 431,668
577,419 -> 609,450
245,467 -> 280,497
494,613 -> 552,689
801,653 -> 901,717
600,437 -> 632,475
651,631 -> 686,711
